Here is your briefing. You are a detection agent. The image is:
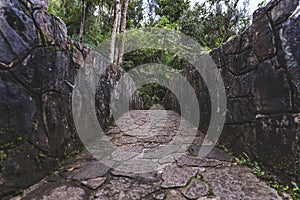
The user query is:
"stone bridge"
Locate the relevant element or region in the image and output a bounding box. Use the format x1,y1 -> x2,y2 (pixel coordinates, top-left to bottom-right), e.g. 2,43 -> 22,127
15,110 -> 281,200
0,0 -> 299,199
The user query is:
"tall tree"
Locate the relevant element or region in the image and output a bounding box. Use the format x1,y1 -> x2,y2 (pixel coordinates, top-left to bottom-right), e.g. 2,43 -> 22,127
110,0 -> 129,65
156,0 -> 190,23
180,0 -> 250,49
144,0 -> 158,25
79,0 -> 87,43
127,0 -> 144,28
116,0 -> 130,65
110,0 -> 121,63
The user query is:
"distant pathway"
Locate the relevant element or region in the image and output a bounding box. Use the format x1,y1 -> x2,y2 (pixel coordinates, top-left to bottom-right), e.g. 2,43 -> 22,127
15,111 -> 281,200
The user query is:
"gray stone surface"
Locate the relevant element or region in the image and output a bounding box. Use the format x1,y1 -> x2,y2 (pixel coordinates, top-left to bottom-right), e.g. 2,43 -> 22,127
0,0 -> 141,197
37,186 -> 86,200
0,0 -> 84,196
94,177 -> 159,200
12,111 -> 282,200
81,177 -> 106,190
176,154 -> 224,168
202,166 -> 281,200
161,165 -> 199,188
1,0 -> 299,198
68,161 -> 110,181
163,0 -> 300,183
180,179 -> 209,199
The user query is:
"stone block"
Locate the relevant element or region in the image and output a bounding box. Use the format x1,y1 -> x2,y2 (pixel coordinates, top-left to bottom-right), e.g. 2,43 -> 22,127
253,61 -> 292,113
256,114 -> 300,179
251,9 -> 277,59
271,0 -> 299,24
227,97 -> 256,124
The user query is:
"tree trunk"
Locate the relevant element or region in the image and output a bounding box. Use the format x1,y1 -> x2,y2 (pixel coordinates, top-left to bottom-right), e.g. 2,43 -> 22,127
116,0 -> 129,65
113,6 -> 122,64
79,0 -> 87,43
120,0 -> 129,34
110,0 -> 121,63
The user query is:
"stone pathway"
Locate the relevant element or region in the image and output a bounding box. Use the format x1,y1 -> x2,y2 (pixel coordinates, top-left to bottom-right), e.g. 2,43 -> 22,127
13,111 -> 281,200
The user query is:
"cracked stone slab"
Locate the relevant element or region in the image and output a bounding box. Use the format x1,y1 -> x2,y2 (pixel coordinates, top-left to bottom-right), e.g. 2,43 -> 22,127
81,177 -> 106,190
11,111 -> 285,200
111,149 -> 139,162
111,170 -> 159,183
161,165 -> 199,188
67,161 -> 110,181
188,146 -> 233,162
20,182 -> 87,200
112,136 -> 138,145
143,145 -> 182,159
143,190 -> 166,200
176,154 -> 224,167
180,179 -> 209,199
166,190 -> 187,200
114,158 -> 159,174
40,186 -> 85,200
202,166 -> 281,199
94,177 -> 159,200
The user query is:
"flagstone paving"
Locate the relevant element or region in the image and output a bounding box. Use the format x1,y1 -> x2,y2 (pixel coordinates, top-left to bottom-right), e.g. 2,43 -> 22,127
13,111 -> 282,200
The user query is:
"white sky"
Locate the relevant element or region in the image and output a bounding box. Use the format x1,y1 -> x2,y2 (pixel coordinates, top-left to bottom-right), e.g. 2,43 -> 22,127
189,0 -> 264,15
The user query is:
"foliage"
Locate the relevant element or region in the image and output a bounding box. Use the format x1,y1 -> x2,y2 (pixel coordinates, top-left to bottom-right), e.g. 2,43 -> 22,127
156,0 -> 190,24
0,151 -> 7,169
144,0 -> 158,25
235,152 -> 300,199
122,47 -> 185,109
49,0 -> 116,47
49,0 -> 252,108
271,181 -> 300,200
257,0 -> 267,8
216,144 -> 233,156
235,152 -> 270,179
127,0 -> 144,28
49,0 -> 250,51
180,0 -> 250,49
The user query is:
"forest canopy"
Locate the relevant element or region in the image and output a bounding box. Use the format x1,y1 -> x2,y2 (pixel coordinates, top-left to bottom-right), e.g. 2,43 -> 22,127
49,0 -> 251,50
49,0 -> 252,108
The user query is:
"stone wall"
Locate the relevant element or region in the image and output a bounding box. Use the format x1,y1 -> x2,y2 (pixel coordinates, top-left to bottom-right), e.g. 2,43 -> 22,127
0,1 -> 144,197
164,0 -> 300,183
0,0 -> 105,197
0,0 -> 84,196
0,0 -> 299,196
